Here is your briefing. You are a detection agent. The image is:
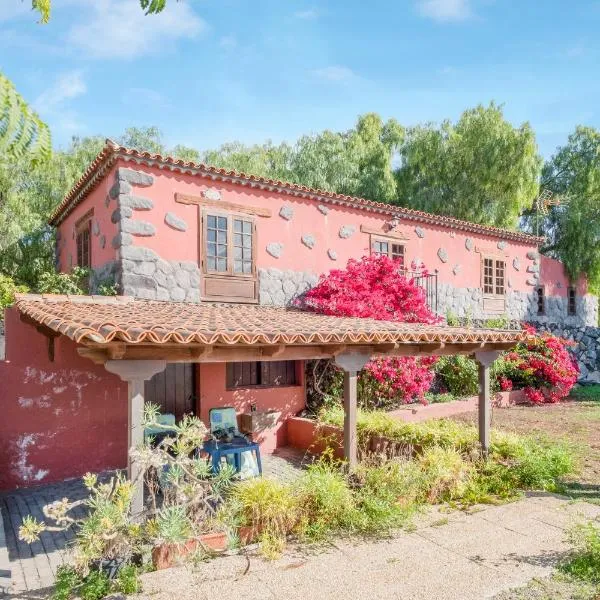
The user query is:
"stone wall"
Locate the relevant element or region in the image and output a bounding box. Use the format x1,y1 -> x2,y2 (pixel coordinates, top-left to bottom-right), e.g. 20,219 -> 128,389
537,322 -> 600,383
258,268 -> 319,306
437,282 -> 598,328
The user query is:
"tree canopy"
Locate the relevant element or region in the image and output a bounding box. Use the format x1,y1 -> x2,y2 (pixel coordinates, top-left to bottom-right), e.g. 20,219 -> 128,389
395,103 -> 541,229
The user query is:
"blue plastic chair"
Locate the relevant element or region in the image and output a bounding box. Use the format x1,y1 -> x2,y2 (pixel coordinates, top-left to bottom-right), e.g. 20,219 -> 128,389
203,407 -> 262,477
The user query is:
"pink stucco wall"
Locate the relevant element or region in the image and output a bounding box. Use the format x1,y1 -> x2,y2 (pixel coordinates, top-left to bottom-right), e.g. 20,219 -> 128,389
57,165 -> 119,272
0,307 -> 127,490
100,159 -> 579,293
197,362 -> 305,453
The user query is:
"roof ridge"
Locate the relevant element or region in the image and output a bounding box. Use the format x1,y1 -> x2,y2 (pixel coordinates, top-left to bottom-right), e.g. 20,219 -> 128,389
48,141 -> 545,245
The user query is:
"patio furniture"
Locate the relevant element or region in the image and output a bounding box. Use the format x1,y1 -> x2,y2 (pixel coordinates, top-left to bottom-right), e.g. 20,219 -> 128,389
203,407 -> 262,478
144,412 -> 177,446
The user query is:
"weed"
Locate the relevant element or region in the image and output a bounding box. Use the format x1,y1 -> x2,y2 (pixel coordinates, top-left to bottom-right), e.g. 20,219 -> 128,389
115,564 -> 140,595
79,570 -> 110,600
52,566 -> 81,600
560,521 -> 600,583
570,384 -> 600,403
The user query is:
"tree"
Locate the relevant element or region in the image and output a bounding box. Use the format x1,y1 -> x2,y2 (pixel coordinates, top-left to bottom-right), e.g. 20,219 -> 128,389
29,0 -> 174,23
532,127 -> 600,289
0,72 -> 51,162
395,103 -> 541,229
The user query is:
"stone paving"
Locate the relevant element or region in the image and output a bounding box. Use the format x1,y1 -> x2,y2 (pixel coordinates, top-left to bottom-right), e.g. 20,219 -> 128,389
0,449 -> 307,596
136,494 -> 600,600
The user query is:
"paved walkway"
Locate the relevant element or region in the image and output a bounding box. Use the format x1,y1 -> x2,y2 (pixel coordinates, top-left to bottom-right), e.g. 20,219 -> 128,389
0,449 -> 307,596
136,494 -> 600,600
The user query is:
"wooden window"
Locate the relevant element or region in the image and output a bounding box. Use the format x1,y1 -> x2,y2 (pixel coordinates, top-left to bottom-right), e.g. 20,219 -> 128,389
535,286 -> 545,315
201,211 -> 257,302
482,256 -> 506,314
75,213 -> 92,269
226,361 -> 298,389
568,287 -> 577,315
371,237 -> 405,266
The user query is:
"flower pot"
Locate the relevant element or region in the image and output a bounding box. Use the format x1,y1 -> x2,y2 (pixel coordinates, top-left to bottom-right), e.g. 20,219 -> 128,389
151,539 -> 199,570
238,524 -> 264,546
199,531 -> 228,552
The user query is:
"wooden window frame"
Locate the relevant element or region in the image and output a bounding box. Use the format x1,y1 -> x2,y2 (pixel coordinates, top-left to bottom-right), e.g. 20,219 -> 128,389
200,209 -> 258,302
535,286 -> 546,316
567,286 -> 577,316
481,255 -> 506,314
370,235 -> 405,266
75,210 -> 93,269
226,361 -> 300,390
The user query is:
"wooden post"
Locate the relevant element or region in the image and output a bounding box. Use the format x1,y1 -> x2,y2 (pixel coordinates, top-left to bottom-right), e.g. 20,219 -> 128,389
105,360 -> 167,518
474,351 -> 501,455
343,370 -> 358,469
334,351 -> 372,469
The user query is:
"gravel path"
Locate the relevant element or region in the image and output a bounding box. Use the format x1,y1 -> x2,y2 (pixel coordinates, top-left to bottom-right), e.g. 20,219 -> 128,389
134,494 -> 600,600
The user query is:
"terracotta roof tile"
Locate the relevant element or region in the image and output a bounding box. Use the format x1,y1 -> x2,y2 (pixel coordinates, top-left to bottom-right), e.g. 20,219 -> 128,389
48,140 -> 544,245
15,295 -> 528,347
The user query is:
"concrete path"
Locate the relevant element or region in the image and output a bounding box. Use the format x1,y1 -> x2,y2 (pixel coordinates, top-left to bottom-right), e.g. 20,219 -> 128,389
136,494 -> 600,600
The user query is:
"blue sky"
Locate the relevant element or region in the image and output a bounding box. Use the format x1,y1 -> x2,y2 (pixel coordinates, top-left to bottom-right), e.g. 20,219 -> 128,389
1,0 -> 599,157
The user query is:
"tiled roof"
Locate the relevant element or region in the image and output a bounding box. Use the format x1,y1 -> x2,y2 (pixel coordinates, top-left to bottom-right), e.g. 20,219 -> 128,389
15,295 -> 527,347
48,140 -> 544,245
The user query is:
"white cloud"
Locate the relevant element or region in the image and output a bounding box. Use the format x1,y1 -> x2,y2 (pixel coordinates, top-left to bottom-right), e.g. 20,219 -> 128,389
313,66 -> 356,82
416,0 -> 472,22
34,71 -> 87,112
564,43 -> 585,59
294,9 -> 319,19
67,0 -> 206,59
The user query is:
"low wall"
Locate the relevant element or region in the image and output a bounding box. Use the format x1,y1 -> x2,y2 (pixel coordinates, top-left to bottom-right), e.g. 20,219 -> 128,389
288,390 -> 527,456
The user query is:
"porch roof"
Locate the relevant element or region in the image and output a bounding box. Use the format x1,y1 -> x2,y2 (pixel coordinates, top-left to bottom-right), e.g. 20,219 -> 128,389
15,295 -> 527,361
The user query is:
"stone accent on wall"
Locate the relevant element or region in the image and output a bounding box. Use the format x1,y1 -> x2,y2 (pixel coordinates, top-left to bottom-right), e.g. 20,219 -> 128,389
120,195 -> 154,210
339,225 -> 356,239
437,282 -> 598,327
327,249 -> 338,261
165,212 -> 188,232
266,242 -> 283,258
117,168 -> 154,187
437,248 -> 448,263
465,238 -> 473,251
258,268 -> 319,306
317,205 -> 330,215
279,205 -> 294,220
415,227 -> 425,239
121,219 -> 156,237
203,188 -> 221,201
526,251 -> 539,260
497,241 -> 507,250
512,257 -> 520,271
92,220 -> 100,236
118,246 -> 201,302
301,234 -> 316,249
90,261 -> 119,294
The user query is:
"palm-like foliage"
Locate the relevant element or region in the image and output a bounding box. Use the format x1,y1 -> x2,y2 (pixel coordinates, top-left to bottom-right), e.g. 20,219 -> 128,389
31,0 -> 174,23
0,72 -> 51,163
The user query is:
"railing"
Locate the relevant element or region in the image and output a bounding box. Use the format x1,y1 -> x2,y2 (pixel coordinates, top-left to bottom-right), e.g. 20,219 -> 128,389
402,269 -> 439,314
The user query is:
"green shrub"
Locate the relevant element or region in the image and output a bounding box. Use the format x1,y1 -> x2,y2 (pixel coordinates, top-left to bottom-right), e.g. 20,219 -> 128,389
434,356 -> 479,398
418,447 -> 475,502
570,384 -> 600,402
37,267 -> 89,295
79,570 -> 110,600
115,564 -> 140,595
424,392 -> 455,404
483,315 -> 509,329
52,565 -> 81,600
0,273 -> 27,312
561,521 -> 600,583
154,505 -> 192,544
295,461 -> 357,539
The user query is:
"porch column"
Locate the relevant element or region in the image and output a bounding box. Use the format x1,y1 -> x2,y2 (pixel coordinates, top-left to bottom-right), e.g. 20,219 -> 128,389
334,351 -> 372,469
473,351 -> 502,454
105,360 -> 167,517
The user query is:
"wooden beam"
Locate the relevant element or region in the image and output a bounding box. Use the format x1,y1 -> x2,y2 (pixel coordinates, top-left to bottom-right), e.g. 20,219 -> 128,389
360,225 -> 410,240
107,343 -> 127,360
261,344 -> 286,358
189,346 -> 213,361
175,193 -> 272,217
343,370 -> 358,469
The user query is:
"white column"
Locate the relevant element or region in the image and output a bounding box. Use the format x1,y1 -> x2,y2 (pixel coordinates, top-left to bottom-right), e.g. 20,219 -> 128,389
473,351 -> 502,454
105,360 -> 167,517
334,351 -> 372,469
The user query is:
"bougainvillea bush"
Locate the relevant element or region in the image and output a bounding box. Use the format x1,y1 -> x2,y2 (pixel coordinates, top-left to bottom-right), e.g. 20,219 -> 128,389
299,254 -> 441,408
494,326 -> 579,403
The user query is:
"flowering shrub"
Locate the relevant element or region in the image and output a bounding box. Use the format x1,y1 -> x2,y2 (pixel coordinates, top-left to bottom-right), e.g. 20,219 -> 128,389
300,254 -> 441,408
496,326 -> 579,403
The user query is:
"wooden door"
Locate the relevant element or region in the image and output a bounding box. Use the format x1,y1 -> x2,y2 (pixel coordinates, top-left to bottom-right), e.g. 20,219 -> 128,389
144,363 -> 197,422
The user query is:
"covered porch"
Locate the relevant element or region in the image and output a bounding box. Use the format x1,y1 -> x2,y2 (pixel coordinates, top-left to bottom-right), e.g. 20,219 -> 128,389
14,294 -> 528,514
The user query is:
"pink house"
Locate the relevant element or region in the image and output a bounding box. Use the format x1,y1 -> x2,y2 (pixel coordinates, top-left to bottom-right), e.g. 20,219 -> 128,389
0,140 -> 595,491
